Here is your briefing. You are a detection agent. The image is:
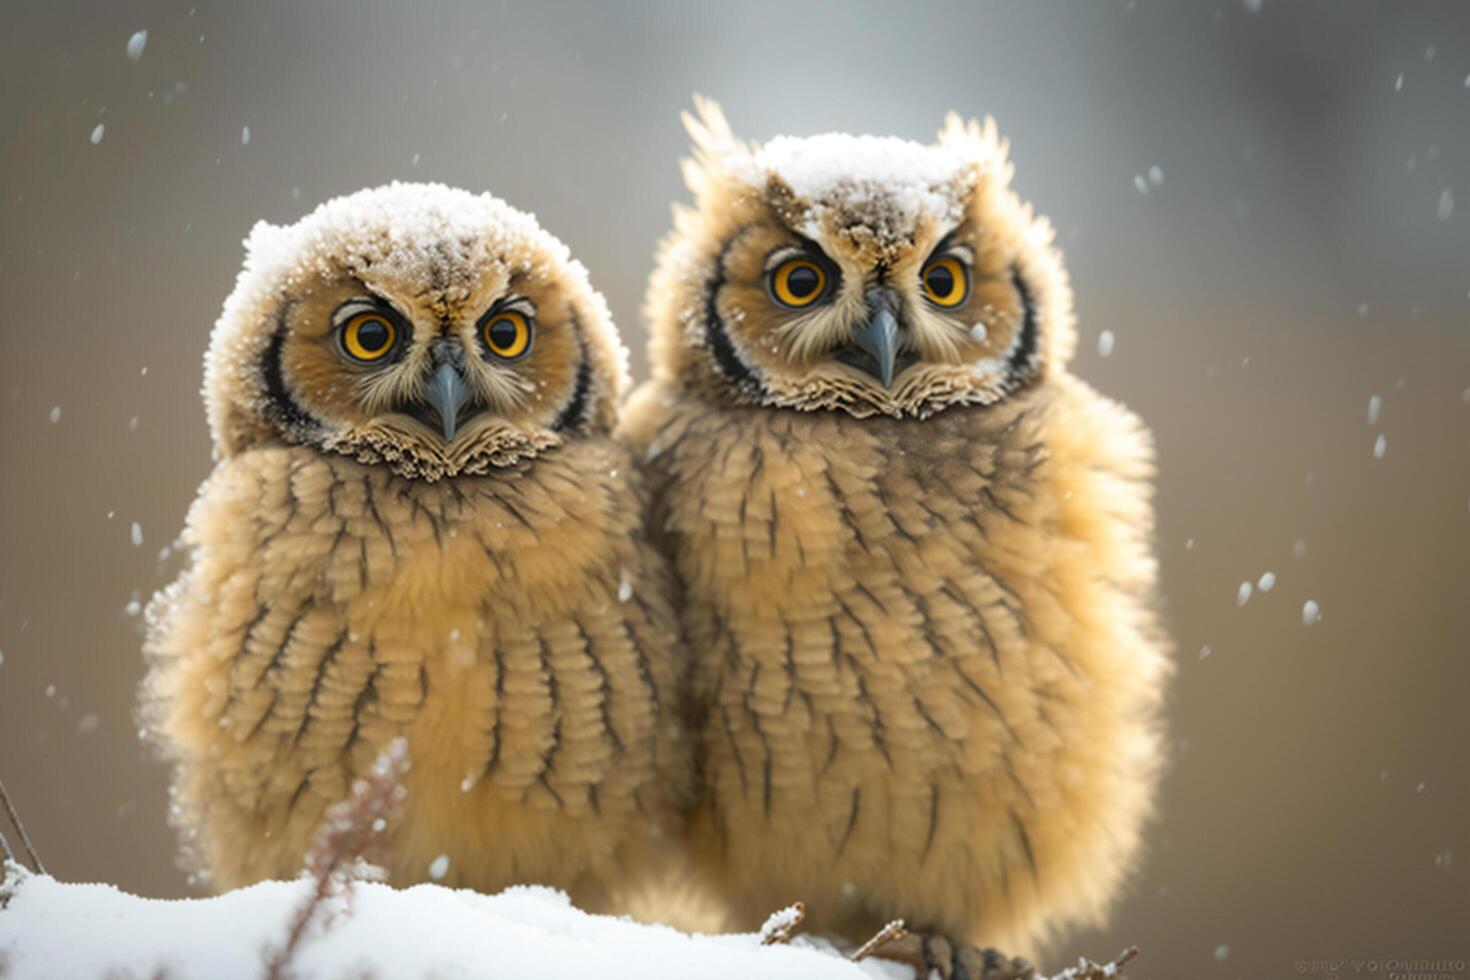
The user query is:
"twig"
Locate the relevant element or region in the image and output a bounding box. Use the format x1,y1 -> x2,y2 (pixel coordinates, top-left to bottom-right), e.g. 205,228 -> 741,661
261,738 -> 410,980
758,901 -> 806,945
1044,946 -> 1141,980
0,774 -> 45,874
850,919 -> 909,962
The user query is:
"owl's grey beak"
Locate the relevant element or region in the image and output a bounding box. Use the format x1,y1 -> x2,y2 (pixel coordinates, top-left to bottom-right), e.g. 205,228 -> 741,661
846,287 -> 904,388
426,361 -> 472,442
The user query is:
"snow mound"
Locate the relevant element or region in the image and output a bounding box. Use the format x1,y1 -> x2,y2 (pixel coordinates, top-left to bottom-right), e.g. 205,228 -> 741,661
0,869 -> 904,980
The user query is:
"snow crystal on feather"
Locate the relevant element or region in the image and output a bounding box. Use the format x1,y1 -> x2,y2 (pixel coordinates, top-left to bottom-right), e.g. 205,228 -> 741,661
743,133 -> 973,236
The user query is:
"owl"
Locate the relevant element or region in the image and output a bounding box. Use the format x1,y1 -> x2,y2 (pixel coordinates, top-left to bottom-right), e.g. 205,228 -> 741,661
619,100 -> 1169,975
142,182 -> 689,914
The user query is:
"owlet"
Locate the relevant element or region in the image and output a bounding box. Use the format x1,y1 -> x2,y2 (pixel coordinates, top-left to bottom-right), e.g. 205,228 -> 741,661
143,182 -> 689,914
620,100 -> 1169,973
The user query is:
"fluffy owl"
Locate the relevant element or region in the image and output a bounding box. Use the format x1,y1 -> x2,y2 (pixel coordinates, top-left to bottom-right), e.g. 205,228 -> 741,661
620,100 -> 1169,973
142,182 -> 688,912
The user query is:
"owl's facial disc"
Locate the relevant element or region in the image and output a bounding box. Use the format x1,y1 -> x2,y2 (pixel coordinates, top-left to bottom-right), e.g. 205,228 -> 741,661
264,281 -> 587,479
209,182 -> 628,479
687,201 -> 1045,419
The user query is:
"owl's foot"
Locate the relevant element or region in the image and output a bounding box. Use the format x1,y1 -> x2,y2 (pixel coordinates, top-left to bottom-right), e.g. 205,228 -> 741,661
869,932 -> 1035,980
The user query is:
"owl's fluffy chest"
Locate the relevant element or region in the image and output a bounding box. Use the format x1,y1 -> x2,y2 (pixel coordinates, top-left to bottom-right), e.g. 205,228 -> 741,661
166,440 -> 669,885
647,393 -> 1069,783
198,442 -> 635,632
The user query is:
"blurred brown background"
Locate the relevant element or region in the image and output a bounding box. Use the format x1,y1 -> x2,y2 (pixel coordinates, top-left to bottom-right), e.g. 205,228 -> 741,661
1,0 -> 1466,974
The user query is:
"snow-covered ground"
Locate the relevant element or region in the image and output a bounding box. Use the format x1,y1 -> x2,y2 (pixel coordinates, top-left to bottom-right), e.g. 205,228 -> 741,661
0,865 -> 906,980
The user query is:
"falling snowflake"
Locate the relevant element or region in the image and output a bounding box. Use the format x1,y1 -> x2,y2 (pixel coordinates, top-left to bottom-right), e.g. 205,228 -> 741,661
126,30 -> 147,61
90,123 -> 105,145
1302,599 -> 1321,626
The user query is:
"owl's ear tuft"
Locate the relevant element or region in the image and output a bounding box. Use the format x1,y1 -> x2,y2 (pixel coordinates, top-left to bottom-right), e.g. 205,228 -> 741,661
679,95 -> 754,203
938,113 -> 1014,185
242,219 -> 285,255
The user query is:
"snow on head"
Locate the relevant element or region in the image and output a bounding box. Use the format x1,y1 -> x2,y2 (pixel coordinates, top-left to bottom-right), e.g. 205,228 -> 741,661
750,132 -> 973,234
679,99 -> 1010,252
234,181 -> 564,304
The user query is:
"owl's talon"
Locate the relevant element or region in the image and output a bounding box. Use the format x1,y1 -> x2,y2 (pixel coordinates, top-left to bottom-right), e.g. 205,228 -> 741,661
870,933 -> 1036,980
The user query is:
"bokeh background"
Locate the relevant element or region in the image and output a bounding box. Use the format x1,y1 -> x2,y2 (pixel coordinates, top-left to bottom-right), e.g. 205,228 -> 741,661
2,0 -> 1466,974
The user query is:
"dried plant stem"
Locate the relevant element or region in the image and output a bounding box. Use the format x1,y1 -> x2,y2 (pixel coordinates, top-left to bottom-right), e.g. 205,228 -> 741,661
0,775 -> 44,874
261,738 -> 409,980
850,919 -> 909,962
1044,946 -> 1140,980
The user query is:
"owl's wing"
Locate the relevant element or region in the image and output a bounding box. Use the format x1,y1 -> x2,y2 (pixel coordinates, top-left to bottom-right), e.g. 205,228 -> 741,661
142,449 -> 416,886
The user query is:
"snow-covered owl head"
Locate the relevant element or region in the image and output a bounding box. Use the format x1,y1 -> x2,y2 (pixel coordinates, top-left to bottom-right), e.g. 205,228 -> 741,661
645,98 -> 1077,419
205,182 -> 627,481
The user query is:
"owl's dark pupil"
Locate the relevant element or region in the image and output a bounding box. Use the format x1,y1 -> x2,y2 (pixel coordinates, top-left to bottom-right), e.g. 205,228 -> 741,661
927,265 -> 955,297
357,319 -> 390,351
787,265 -> 820,298
489,320 -> 518,349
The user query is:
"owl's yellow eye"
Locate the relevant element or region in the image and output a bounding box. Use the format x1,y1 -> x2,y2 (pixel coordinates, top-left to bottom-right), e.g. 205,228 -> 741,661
920,257 -> 969,307
770,258 -> 828,308
480,310 -> 533,360
340,312 -> 398,362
